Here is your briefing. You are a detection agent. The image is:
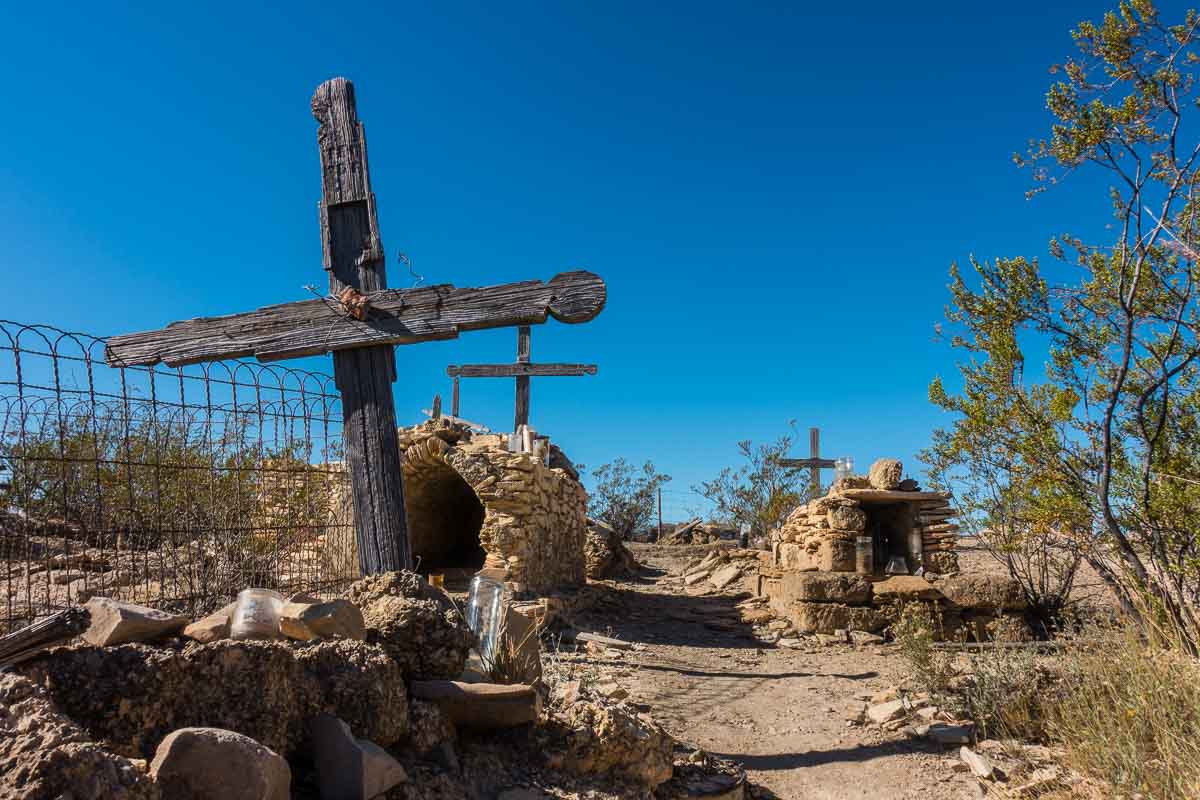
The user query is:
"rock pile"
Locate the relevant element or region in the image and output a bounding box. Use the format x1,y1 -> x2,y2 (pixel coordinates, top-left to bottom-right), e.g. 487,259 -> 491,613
676,548 -> 764,592
583,517 -> 639,579
659,519 -> 736,545
769,458 -> 960,575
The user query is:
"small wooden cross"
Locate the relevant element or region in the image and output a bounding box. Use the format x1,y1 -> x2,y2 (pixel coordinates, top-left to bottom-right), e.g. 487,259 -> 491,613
446,326 -> 596,431
779,427 -> 836,497
104,78 -> 606,575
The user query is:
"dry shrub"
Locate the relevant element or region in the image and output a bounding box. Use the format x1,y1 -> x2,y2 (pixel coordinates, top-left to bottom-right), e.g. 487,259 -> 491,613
1050,615 -> 1200,800
482,618 -> 540,686
894,602 -> 1056,741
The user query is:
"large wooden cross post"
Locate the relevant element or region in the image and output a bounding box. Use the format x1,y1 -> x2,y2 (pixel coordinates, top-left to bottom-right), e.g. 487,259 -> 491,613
103,77 -> 606,576
779,427 -> 836,497
446,326 -> 596,431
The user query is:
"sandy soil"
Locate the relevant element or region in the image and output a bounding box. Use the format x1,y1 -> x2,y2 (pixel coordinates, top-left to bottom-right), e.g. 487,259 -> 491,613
555,544 -> 980,800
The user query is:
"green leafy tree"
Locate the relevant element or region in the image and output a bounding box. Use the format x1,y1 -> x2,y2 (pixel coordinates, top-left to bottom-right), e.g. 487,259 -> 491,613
695,433 -> 806,539
588,459 -> 671,540
926,0 -> 1200,634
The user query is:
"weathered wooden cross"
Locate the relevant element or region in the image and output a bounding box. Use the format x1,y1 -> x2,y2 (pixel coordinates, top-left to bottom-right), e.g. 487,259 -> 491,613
446,326 -> 596,431
104,77 -> 606,575
779,427 -> 836,497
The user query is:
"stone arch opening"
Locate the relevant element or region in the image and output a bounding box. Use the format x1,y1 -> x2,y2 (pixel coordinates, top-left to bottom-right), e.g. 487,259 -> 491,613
861,502 -> 915,573
404,458 -> 487,573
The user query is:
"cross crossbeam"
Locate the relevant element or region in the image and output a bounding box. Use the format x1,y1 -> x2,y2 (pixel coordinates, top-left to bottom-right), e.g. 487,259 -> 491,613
779,427 -> 835,496
446,325 -> 597,430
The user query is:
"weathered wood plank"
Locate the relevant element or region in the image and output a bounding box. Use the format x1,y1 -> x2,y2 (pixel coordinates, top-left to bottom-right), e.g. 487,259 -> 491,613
515,326 -> 531,430
313,76 -> 409,575
446,362 -> 598,378
836,489 -> 952,502
104,270 -> 606,367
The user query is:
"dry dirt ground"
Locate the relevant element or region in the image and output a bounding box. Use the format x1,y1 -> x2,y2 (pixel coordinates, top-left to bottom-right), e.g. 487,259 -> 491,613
556,543 -> 980,800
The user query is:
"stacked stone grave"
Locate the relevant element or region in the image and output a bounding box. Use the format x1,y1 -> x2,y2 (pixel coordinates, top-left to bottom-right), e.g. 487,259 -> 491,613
330,418 -> 589,593
760,459 -> 1028,640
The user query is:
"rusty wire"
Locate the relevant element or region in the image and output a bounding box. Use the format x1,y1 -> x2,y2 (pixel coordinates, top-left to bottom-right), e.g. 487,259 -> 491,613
0,320 -> 359,633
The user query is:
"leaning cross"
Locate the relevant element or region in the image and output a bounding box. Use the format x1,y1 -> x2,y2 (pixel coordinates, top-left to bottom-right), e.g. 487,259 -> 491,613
103,77 -> 606,575
779,427 -> 836,497
446,326 -> 596,431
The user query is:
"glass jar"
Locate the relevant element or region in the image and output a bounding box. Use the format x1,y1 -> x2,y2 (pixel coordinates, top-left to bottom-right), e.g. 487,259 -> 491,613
230,588 -> 284,640
465,575 -> 509,662
855,536 -> 874,575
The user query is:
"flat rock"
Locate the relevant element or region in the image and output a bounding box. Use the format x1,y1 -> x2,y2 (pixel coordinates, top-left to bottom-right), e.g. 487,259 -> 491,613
708,564 -> 743,590
782,602 -> 888,635
936,574 -> 1028,611
84,597 -> 187,647
959,746 -> 994,779
866,699 -> 905,725
409,680 -> 540,730
150,727 -> 290,800
183,602 -> 237,644
849,631 -> 885,645
927,723 -> 973,745
778,572 -> 872,604
871,576 -> 942,603
279,599 -> 366,641
684,571 -> 710,586
311,714 -> 408,800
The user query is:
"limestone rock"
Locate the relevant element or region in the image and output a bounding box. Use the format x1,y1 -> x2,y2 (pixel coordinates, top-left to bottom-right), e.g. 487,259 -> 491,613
871,576 -> 943,603
182,602 -> 237,645
547,699 -> 674,788
149,727 -> 289,800
827,504 -> 867,532
584,517 -> 638,579
779,573 -> 872,604
708,563 -> 743,590
866,700 -> 905,724
310,715 -> 407,800
782,602 -> 888,635
347,571 -> 474,680
828,476 -> 870,492
936,574 -> 1028,611
83,597 -> 187,647
849,631 -> 885,646
279,599 -> 366,641
959,746 -> 994,779
18,638 -> 407,759
867,459 -> 903,490
0,672 -> 159,800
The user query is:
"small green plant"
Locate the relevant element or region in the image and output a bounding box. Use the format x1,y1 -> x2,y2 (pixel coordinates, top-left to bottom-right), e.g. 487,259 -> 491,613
892,602 -> 955,695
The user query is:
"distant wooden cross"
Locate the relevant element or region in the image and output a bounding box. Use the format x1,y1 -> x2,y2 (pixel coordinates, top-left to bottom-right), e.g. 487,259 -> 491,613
446,326 -> 596,431
104,77 -> 606,575
779,427 -> 836,497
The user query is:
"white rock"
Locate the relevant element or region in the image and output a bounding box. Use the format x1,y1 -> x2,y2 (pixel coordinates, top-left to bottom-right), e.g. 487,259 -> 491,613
959,746 -> 994,779
708,564 -> 743,590
84,597 -> 187,647
866,699 -> 906,725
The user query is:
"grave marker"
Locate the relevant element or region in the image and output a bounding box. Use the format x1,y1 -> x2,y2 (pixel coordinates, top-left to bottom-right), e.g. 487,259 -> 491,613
105,78 -> 606,575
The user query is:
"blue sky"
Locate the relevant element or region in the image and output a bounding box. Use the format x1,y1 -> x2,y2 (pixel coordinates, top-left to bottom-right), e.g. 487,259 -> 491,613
0,1 -> 1165,518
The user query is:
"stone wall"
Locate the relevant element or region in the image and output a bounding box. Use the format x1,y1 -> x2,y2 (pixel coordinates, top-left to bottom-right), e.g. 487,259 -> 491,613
396,420 -> 588,593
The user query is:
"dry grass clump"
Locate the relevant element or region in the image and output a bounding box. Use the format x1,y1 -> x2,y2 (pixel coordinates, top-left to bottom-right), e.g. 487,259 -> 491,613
1050,615 -> 1200,800
893,602 -> 1057,742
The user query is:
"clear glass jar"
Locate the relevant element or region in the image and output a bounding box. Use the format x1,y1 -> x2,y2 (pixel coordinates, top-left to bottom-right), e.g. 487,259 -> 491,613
230,588 -> 284,640
855,536 -> 874,575
465,575 -> 509,662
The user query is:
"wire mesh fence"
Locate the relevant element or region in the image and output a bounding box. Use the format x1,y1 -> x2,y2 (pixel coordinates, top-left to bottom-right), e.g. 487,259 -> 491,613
0,320 -> 358,633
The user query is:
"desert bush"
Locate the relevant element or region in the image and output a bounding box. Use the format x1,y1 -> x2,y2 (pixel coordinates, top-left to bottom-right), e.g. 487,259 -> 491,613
694,430 -> 807,539
894,603 -> 1057,742
588,459 -> 671,541
925,0 -> 1200,637
1051,615 -> 1200,799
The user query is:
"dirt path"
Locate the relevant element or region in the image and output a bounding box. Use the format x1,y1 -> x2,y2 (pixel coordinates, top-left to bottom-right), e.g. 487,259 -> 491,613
560,545 -> 977,800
